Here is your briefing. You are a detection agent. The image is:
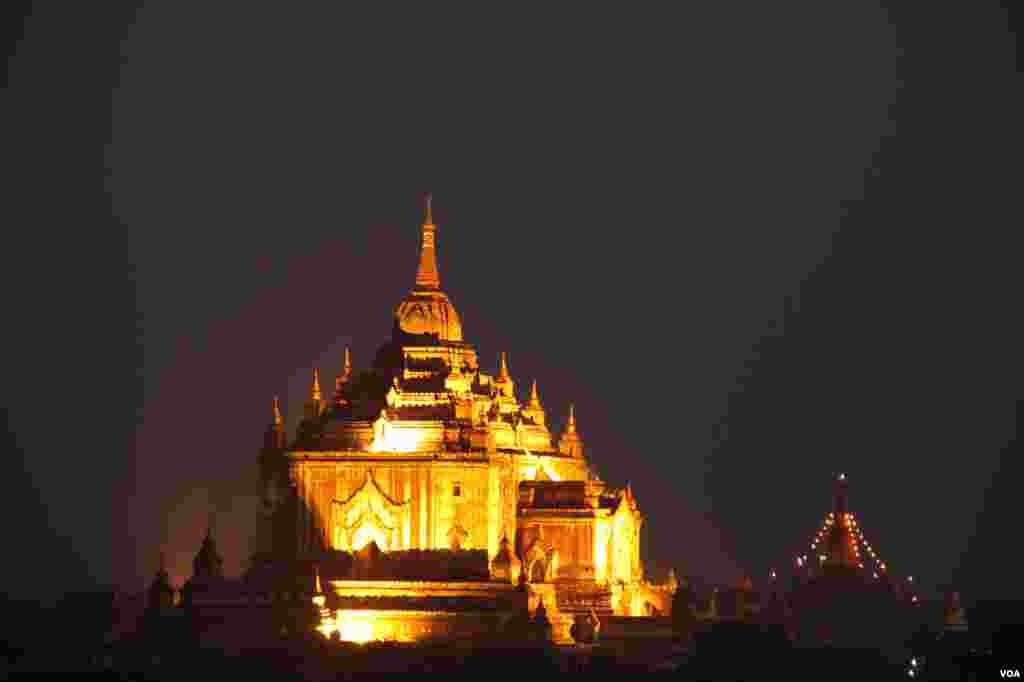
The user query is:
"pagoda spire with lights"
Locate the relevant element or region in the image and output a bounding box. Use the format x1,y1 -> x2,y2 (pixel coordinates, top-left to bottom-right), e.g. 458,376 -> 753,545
820,473 -> 861,573
792,474 -> 918,602
783,474 -> 923,650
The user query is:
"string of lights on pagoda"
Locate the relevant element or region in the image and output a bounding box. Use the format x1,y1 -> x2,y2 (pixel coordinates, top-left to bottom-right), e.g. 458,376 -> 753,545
779,474 -> 920,604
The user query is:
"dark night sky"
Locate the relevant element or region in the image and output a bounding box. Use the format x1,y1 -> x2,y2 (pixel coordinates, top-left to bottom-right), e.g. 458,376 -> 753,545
2,2 -> 1021,602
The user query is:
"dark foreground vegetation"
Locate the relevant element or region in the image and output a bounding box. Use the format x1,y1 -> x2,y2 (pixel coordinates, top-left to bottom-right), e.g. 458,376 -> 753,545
3,592 -> 1021,678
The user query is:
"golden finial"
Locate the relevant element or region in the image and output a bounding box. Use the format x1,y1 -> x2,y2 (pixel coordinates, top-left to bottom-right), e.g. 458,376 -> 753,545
272,395 -> 284,426
335,348 -> 353,402
415,194 -> 441,289
311,368 -> 322,402
566,403 -> 576,433
528,379 -> 542,409
498,352 -> 510,379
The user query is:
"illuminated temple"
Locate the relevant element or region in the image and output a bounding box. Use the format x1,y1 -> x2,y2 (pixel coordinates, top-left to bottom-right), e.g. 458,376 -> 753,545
252,196 -> 674,644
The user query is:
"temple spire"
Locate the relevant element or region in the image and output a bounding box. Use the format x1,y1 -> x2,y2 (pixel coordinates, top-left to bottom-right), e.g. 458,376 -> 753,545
559,403 -> 583,457
807,473 -> 867,573
528,379 -> 542,409
834,472 -> 849,518
335,348 -> 353,405
415,193 -> 441,290
267,395 -> 287,449
311,368 -> 322,402
498,352 -> 510,379
272,395 -> 283,426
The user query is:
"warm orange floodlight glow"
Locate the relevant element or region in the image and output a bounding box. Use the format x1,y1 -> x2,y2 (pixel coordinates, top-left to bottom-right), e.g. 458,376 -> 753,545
369,426 -> 426,453
338,618 -> 375,644
317,610 -> 389,644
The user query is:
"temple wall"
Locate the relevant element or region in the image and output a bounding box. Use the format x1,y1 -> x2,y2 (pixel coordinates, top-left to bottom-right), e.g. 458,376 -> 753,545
317,579 -> 523,644
516,520 -> 597,582
321,609 -> 503,643
293,459 -> 495,555
610,502 -> 638,584
429,463 -> 490,550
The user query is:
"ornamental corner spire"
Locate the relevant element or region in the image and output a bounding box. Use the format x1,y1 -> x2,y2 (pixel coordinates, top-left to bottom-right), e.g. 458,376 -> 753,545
272,395 -> 284,426
335,348 -> 353,404
528,379 -> 542,409
415,193 -> 441,290
311,368 -> 322,402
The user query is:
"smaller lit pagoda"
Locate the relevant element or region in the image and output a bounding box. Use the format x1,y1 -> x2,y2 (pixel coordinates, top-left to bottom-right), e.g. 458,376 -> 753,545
794,473 -> 915,597
786,474 -> 921,649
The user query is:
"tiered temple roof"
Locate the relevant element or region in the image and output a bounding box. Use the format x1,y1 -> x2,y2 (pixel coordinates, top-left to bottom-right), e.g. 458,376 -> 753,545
280,195 -> 588,459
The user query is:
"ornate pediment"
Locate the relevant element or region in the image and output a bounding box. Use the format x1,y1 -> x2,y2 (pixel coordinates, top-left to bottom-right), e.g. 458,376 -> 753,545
333,471 -> 410,551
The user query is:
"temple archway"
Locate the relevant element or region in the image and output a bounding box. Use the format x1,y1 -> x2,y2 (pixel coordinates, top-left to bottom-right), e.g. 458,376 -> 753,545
351,523 -> 389,552
447,524 -> 469,551
332,470 -> 410,552
531,558 -> 547,583
524,542 -> 552,583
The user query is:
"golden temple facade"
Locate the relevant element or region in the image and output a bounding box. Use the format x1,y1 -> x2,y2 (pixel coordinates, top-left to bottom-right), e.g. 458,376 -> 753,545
258,196 -> 672,642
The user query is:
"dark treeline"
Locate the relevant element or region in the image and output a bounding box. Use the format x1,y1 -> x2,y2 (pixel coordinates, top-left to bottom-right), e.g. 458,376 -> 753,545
3,591 -> 1024,676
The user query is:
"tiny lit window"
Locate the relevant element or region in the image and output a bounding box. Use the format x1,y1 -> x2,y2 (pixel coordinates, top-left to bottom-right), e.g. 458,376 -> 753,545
453,482 -> 461,497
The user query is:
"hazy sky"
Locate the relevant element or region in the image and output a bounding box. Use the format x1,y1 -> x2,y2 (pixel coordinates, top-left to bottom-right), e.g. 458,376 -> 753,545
3,1 -> 1021,601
